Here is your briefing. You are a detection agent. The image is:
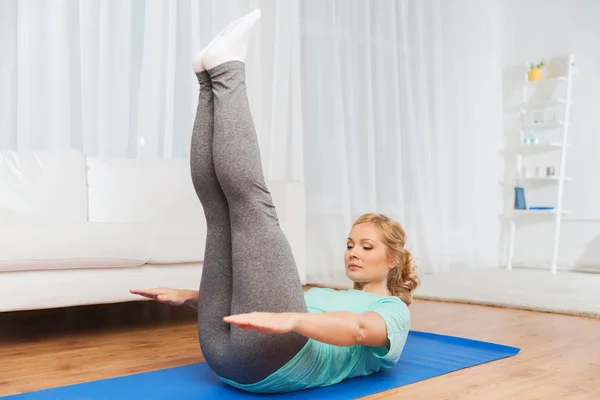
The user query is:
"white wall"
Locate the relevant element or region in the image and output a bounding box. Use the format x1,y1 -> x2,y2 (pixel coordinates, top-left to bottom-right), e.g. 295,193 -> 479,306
502,0 -> 600,271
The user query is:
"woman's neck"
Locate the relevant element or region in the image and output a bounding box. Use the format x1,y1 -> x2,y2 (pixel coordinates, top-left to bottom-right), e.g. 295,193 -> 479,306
353,280 -> 390,296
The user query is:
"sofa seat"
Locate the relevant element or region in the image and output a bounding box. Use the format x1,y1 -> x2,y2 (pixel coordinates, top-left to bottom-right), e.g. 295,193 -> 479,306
0,222 -> 207,272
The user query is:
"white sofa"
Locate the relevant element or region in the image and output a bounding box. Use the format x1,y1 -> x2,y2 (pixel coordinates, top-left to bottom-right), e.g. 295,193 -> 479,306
0,149 -> 306,312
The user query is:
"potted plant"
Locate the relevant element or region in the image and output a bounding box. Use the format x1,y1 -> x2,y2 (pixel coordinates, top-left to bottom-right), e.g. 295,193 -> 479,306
528,59 -> 546,81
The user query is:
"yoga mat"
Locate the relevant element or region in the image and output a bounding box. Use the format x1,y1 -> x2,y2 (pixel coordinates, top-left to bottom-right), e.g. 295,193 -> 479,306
2,331 -> 520,400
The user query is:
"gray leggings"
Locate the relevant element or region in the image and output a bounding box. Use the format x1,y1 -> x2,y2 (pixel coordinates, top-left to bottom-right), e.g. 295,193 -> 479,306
190,61 -> 308,385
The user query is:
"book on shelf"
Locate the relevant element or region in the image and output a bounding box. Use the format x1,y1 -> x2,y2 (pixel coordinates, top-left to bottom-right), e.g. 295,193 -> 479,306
514,187 -> 526,210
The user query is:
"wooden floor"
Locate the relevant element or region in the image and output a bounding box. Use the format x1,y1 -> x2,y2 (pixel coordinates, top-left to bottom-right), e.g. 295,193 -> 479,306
1,295 -> 599,400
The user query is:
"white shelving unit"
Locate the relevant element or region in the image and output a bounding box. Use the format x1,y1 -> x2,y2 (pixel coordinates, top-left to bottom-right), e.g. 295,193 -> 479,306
506,54 -> 576,274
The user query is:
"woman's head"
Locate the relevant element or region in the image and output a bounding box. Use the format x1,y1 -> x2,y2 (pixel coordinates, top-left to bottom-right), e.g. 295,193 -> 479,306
345,213 -> 419,306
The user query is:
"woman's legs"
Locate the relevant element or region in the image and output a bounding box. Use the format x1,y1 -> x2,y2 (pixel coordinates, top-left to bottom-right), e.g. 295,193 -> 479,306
189,9 -> 308,385
190,70 -> 234,378
208,60 -> 308,384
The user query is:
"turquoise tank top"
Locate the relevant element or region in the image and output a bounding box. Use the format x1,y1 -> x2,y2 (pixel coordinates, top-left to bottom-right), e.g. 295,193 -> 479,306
218,287 -> 410,394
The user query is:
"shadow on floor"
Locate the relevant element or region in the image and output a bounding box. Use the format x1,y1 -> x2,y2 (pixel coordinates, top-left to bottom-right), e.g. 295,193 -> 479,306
0,301 -> 198,343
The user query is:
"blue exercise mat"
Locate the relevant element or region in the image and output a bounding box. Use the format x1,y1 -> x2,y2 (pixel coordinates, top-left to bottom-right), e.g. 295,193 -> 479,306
2,331 -> 520,399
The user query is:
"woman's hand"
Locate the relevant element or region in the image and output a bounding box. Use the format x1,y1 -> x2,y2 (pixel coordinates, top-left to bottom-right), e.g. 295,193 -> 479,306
129,287 -> 199,309
223,312 -> 299,334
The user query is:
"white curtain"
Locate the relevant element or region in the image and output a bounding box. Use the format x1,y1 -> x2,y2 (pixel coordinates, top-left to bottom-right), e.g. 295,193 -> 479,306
0,0 -> 505,284
0,0 -> 299,171
299,0 -> 505,283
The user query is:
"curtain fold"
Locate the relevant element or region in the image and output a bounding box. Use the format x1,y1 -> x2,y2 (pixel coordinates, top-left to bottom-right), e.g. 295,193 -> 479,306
0,0 -> 504,282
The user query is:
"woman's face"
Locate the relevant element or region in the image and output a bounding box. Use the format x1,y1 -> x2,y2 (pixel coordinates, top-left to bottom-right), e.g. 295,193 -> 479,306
345,222 -> 396,283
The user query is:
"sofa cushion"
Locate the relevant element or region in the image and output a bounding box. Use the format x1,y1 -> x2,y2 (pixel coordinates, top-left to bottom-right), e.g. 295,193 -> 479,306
86,157 -> 204,224
0,149 -> 88,223
0,222 -> 207,272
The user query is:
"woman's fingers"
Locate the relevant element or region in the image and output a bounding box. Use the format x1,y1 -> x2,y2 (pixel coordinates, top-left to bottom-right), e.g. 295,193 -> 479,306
132,287 -> 165,293
129,288 -> 187,306
130,287 -> 171,297
224,315 -> 259,329
129,290 -> 156,299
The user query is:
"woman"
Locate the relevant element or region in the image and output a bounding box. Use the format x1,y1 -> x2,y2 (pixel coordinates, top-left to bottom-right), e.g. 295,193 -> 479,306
130,9 -> 419,394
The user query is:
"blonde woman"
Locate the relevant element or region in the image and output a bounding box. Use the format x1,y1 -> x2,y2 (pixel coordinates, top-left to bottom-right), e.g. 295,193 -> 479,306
131,9 -> 419,394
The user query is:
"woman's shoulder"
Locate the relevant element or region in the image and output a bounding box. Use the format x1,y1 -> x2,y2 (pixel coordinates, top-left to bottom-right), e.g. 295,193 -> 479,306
370,293 -> 410,315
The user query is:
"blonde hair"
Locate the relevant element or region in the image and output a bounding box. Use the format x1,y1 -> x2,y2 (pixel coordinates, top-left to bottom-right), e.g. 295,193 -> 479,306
352,213 -> 419,306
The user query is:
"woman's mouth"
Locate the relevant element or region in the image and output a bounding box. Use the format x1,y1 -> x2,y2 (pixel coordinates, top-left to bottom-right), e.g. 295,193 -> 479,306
348,264 -> 361,271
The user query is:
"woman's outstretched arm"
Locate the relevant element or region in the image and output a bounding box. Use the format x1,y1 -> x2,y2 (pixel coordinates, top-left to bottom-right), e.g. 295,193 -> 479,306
224,311 -> 389,348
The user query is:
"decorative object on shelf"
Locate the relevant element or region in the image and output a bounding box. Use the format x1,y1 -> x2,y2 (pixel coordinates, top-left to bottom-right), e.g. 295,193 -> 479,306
522,166 -> 535,177
528,109 -> 557,125
528,59 -> 546,81
514,187 -> 527,210
536,166 -> 549,177
522,134 -> 538,144
529,206 -> 555,210
521,165 -> 557,177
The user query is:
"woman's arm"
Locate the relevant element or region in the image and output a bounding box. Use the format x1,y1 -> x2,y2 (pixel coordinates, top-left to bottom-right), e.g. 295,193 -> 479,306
292,311 -> 389,347
224,311 -> 389,348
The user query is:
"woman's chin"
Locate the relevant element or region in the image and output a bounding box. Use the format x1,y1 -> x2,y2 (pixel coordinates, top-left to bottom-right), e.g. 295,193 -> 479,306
346,269 -> 364,281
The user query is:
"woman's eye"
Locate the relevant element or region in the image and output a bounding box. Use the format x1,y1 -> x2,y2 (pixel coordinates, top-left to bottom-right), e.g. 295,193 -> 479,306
363,247 -> 372,251
347,245 -> 353,249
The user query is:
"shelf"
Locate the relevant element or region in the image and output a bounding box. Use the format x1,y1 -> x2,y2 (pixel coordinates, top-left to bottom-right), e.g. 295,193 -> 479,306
522,121 -> 570,131
525,76 -> 568,85
518,142 -> 570,153
507,54 -> 576,274
521,99 -> 569,109
514,209 -> 572,216
516,176 -> 572,182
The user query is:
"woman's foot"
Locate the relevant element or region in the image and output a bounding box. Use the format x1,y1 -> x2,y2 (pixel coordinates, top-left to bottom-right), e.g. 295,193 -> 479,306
191,13 -> 248,73
198,9 -> 261,71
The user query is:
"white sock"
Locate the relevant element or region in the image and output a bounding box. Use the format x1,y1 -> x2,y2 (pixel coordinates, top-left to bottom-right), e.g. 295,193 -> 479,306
191,14 -> 248,73
201,9 -> 262,71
